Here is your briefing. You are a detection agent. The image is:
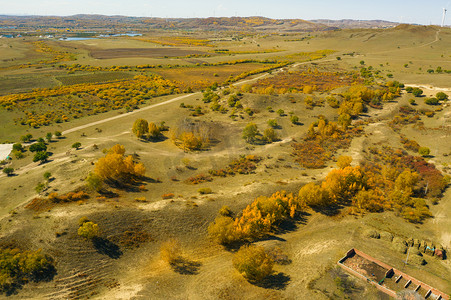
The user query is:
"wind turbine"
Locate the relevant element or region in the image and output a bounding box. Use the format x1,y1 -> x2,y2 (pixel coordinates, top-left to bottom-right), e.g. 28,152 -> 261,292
442,8 -> 448,27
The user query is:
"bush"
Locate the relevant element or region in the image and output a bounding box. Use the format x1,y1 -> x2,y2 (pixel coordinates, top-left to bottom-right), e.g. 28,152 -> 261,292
78,221 -> 99,239
208,215 -> 238,245
3,167 -> 14,176
418,147 -> 430,157
436,92 -> 448,101
336,156 -> 352,169
20,134 -> 33,143
412,88 -> 423,97
85,172 -> 103,191
0,248 -> 55,293
43,172 -> 51,180
263,127 -> 278,143
72,142 -> 81,149
54,131 -> 62,138
424,98 -> 439,105
290,115 -> 299,124
198,188 -> 212,194
267,119 -> 278,128
233,245 -> 274,282
298,183 -> 330,207
242,123 -> 259,144
409,98 -> 416,105
160,239 -> 182,264
218,205 -> 233,217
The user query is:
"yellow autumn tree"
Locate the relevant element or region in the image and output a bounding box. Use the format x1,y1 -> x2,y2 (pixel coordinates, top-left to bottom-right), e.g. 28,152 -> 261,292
94,145 -> 146,183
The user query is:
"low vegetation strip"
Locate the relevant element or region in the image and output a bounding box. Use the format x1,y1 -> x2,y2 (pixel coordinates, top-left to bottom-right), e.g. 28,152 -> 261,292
90,48 -> 209,59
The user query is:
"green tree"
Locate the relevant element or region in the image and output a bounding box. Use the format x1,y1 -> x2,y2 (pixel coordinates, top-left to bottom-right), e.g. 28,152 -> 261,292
20,134 -> 33,143
72,142 -> 81,150
78,221 -> 99,239
132,119 -> 149,139
46,132 -> 53,142
267,119 -> 278,128
54,131 -> 62,138
233,245 -> 274,282
3,167 -> 14,176
418,147 -> 430,157
33,151 -> 49,163
242,123 -> 259,143
29,142 -> 47,153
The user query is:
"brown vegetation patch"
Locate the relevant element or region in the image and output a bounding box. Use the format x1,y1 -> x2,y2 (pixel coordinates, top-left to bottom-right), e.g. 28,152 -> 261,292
250,69 -> 363,94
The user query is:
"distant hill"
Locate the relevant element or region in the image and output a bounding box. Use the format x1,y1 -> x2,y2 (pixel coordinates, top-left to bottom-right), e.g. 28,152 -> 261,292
0,15 -> 400,33
309,19 -> 399,29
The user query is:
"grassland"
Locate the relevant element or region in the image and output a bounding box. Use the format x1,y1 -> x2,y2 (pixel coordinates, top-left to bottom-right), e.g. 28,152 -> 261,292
0,23 -> 450,299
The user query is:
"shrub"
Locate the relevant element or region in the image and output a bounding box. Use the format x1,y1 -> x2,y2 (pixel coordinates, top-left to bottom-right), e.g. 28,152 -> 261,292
162,193 -> 175,199
276,109 -> 285,116
233,245 -> 274,282
424,98 -> 439,105
298,182 -> 330,207
418,147 -> 430,157
78,221 -> 99,239
3,167 -> 14,176
412,88 -> 423,97
0,248 -> 55,293
208,215 -> 238,245
436,92 -> 448,101
290,115 -> 299,124
43,172 -> 51,180
148,122 -> 162,139
198,188 -> 212,194
218,205 -> 233,217
336,156 -> 352,169
72,142 -> 81,149
85,172 -> 103,191
242,123 -> 259,144
160,239 -> 182,264
409,99 -> 416,105
20,134 -> 33,143
263,127 -> 278,143
267,119 -> 278,128
78,216 -> 90,226
46,132 -> 53,142
54,131 -> 62,138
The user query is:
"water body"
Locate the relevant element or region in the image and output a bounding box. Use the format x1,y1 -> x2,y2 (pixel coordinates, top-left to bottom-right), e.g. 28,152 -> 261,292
98,33 -> 142,37
59,37 -> 97,41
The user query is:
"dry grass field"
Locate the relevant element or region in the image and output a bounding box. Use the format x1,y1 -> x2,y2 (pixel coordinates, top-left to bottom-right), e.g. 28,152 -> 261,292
0,22 -> 450,300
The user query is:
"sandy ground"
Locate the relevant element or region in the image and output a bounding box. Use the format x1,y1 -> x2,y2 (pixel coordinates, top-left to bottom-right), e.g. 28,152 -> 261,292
0,143 -> 12,161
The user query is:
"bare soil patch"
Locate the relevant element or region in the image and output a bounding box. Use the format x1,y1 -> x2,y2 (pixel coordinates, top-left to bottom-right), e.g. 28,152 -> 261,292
90,48 -> 209,59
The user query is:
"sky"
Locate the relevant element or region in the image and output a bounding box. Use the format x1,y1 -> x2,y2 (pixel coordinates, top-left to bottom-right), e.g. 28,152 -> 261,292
1,0 -> 450,25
